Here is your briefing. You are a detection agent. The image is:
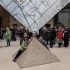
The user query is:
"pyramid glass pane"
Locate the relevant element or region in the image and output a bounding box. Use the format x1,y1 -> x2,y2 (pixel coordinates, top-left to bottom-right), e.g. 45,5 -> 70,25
0,0 -> 70,32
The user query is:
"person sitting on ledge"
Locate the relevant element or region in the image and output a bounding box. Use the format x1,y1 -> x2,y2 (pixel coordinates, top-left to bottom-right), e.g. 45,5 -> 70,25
38,36 -> 49,50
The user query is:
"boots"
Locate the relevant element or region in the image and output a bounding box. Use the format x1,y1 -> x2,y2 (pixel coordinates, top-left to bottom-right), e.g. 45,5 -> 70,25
58,43 -> 62,47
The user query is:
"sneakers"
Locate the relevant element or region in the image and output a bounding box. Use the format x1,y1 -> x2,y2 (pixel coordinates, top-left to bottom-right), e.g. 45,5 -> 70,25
13,59 -> 16,62
6,46 -> 8,47
6,45 -> 10,47
64,45 -> 68,47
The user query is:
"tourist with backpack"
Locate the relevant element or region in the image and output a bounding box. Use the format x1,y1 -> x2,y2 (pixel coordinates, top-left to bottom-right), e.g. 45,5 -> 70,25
57,27 -> 63,47
46,28 -> 53,48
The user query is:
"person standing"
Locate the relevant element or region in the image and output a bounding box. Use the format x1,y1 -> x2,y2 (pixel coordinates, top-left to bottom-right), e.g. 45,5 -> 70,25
19,27 -> 24,45
6,27 -> 11,47
41,26 -> 47,41
46,27 -> 53,48
51,28 -> 57,44
63,27 -> 69,47
57,27 -> 63,47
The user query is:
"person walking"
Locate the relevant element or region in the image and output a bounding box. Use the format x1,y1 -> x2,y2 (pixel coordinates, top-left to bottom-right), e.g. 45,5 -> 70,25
6,27 -> 11,47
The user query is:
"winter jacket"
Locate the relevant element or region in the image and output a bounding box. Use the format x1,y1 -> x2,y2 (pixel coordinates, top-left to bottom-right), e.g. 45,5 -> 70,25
6,30 -> 11,40
57,31 -> 63,39
63,30 -> 69,39
20,38 -> 32,51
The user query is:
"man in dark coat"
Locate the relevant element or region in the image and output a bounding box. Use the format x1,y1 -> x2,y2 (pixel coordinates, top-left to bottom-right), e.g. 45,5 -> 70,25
46,28 -> 53,48
63,28 -> 69,47
19,27 -> 24,45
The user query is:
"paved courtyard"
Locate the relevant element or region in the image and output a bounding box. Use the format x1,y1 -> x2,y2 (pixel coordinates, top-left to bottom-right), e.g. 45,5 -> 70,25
0,39 -> 70,70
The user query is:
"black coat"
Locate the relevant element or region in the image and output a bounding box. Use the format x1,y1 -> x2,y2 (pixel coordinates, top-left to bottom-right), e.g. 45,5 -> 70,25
41,30 -> 47,41
63,29 -> 69,41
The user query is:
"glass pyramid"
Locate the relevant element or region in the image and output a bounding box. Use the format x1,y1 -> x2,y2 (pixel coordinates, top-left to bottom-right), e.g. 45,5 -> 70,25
0,0 -> 69,32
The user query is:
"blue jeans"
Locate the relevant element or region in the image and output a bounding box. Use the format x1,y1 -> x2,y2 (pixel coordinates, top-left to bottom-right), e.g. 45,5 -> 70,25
15,34 -> 17,40
39,40 -> 47,45
7,39 -> 10,46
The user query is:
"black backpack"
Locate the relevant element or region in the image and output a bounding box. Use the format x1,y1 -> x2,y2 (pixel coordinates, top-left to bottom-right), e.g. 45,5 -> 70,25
46,30 -> 51,40
64,32 -> 69,38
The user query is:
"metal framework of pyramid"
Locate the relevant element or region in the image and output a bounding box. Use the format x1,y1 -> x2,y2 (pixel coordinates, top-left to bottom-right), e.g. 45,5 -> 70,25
0,0 -> 69,32
13,38 -> 60,68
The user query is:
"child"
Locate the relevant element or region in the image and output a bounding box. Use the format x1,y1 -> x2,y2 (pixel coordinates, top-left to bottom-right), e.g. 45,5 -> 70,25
13,32 -> 32,62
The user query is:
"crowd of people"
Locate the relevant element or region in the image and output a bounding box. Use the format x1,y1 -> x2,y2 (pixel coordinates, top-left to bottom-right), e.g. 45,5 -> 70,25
38,26 -> 70,48
0,26 -> 32,47
0,25 -> 70,62
0,26 -> 70,48
13,25 -> 70,62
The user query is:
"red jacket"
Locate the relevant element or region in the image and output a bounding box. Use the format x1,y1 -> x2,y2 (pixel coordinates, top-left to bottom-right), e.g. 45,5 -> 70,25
57,31 -> 63,39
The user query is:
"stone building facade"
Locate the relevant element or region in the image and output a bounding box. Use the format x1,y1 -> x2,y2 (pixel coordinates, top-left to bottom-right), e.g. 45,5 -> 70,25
0,6 -> 22,29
